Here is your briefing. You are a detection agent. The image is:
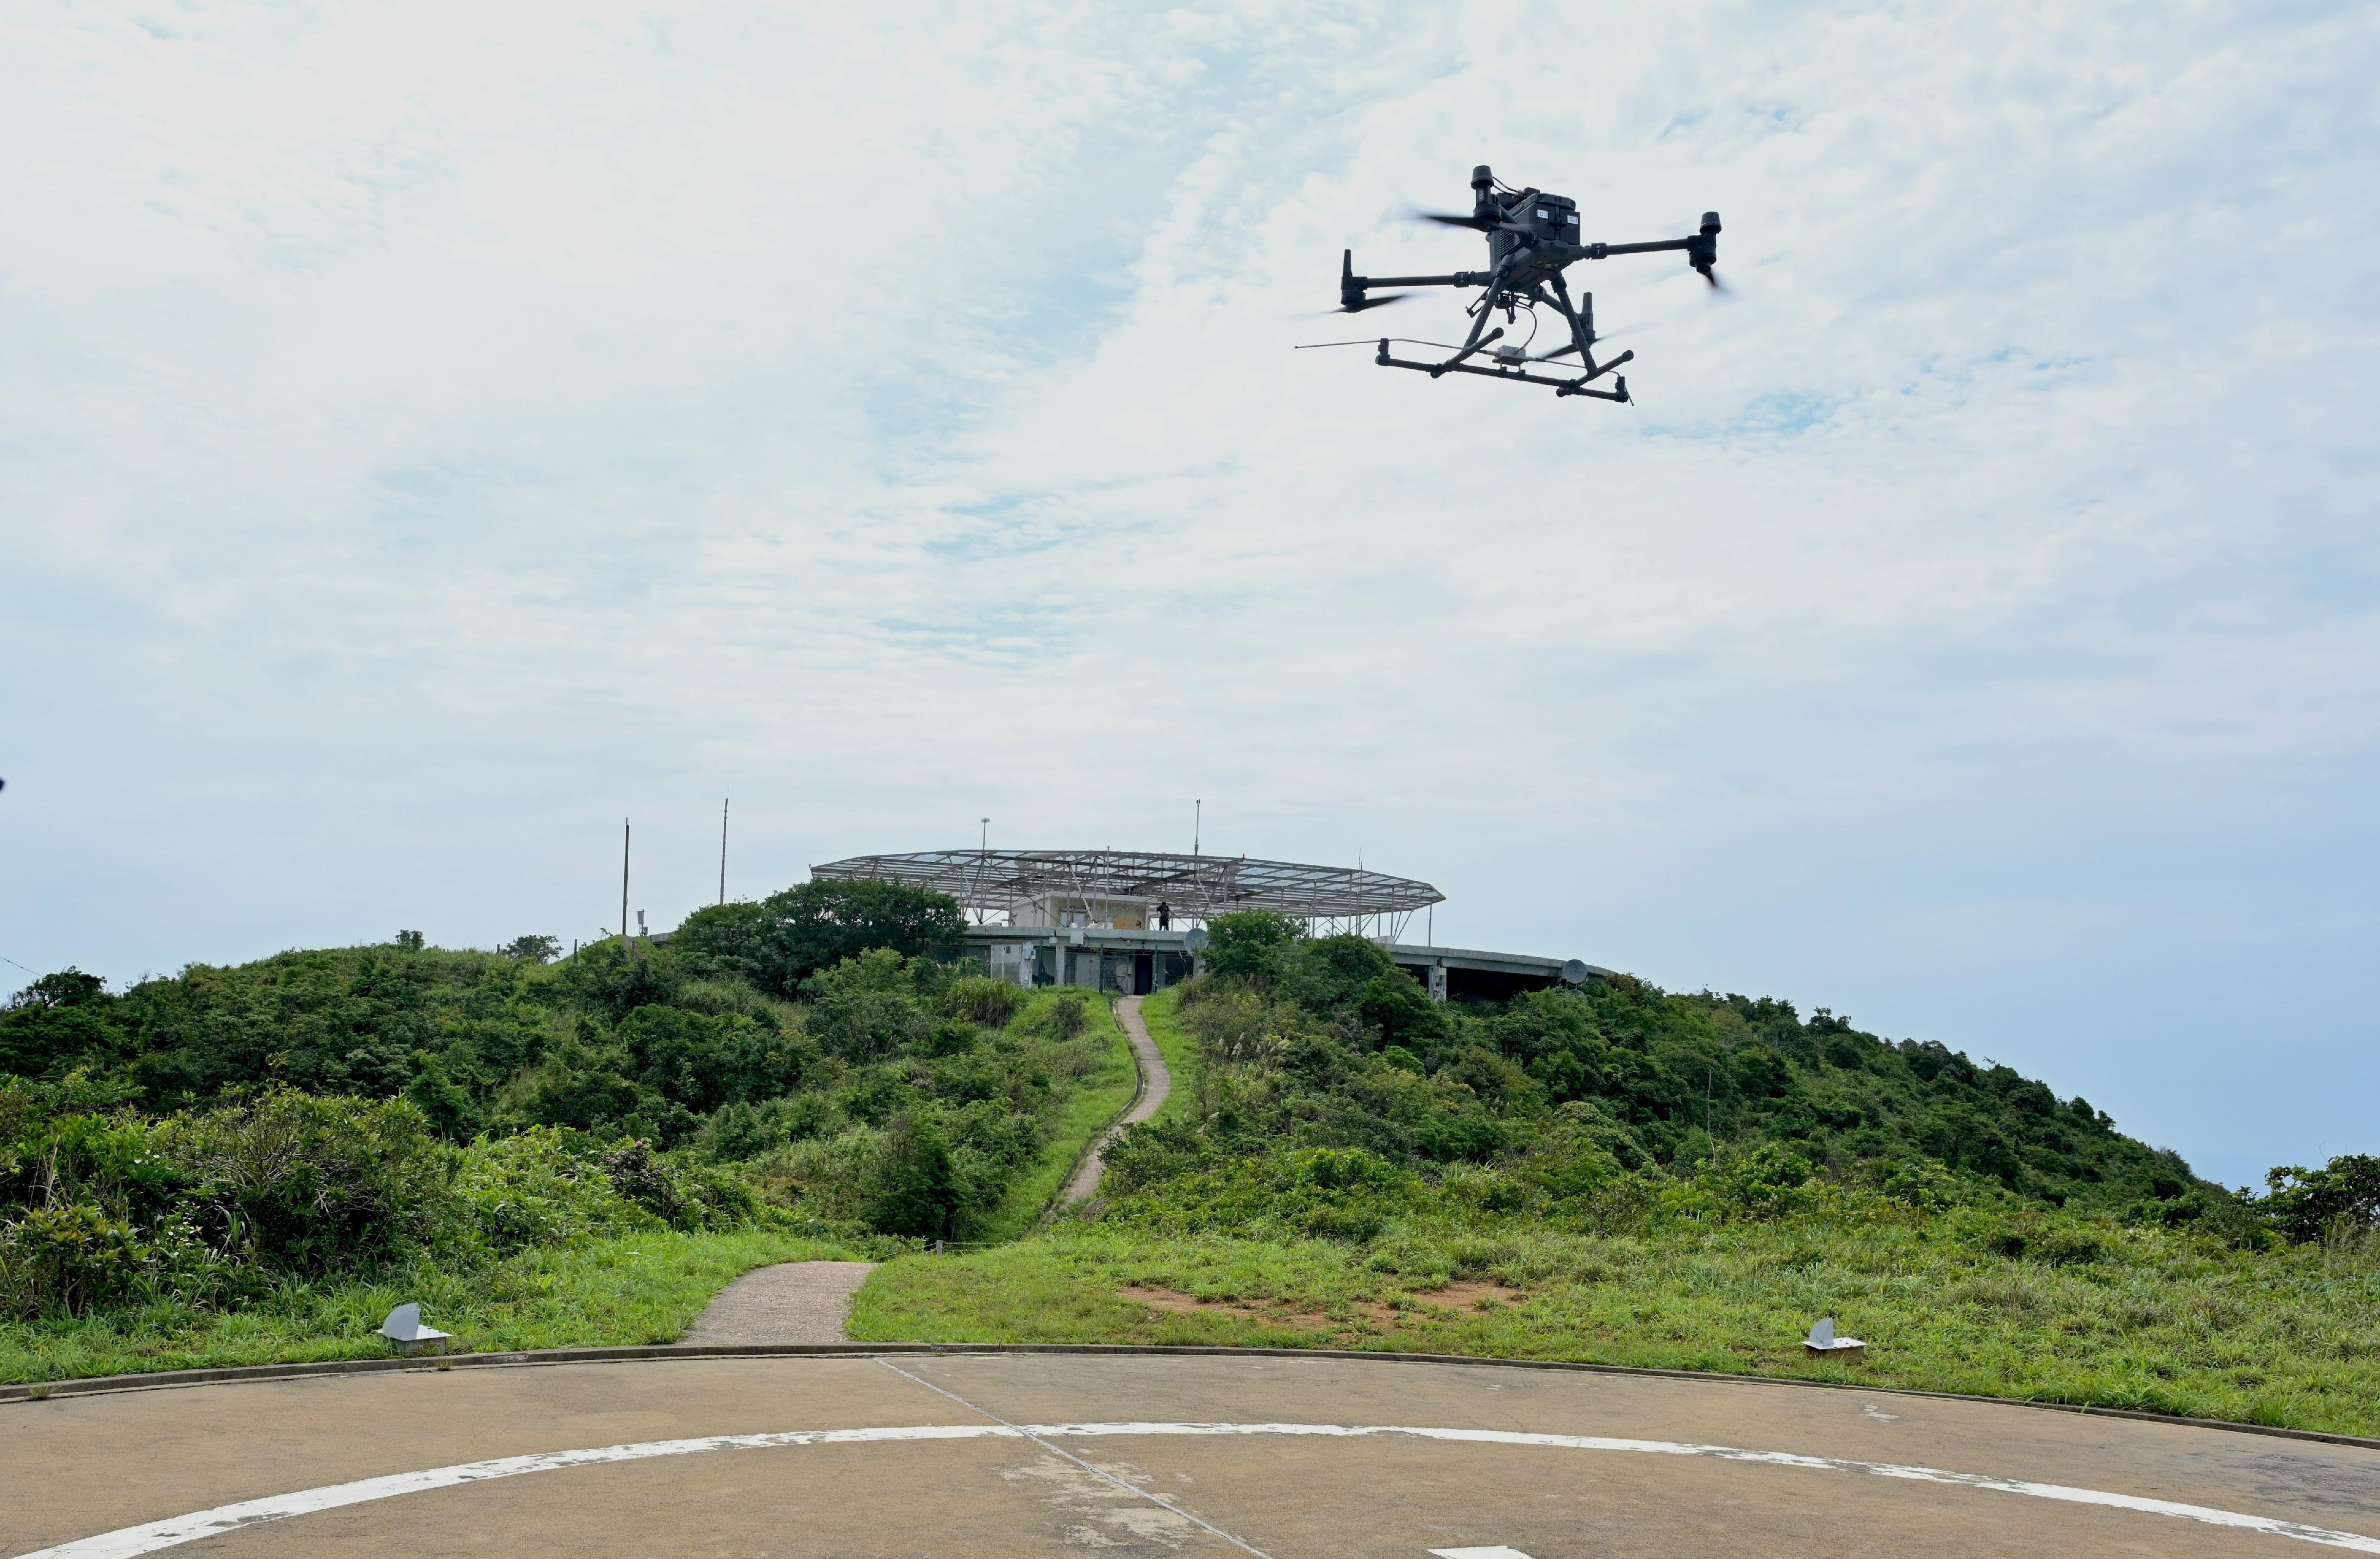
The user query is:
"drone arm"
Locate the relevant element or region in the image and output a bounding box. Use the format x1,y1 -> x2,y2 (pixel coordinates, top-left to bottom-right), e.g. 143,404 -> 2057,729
1586,237 -> 1692,258
1579,212 -> 1722,277
1352,271 -> 1490,289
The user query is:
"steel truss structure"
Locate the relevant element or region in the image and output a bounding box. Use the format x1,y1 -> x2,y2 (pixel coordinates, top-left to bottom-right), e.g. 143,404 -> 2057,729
810,849 -> 1444,942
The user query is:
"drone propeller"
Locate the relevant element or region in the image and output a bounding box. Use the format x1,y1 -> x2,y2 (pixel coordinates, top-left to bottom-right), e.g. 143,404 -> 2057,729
1402,206 -> 1496,232
1333,290 -> 1413,315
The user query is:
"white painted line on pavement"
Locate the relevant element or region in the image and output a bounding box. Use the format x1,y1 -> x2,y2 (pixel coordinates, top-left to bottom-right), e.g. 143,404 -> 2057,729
15,1420 -> 2380,1559
875,1357 -> 1277,1559
1431,1547 -> 1538,1558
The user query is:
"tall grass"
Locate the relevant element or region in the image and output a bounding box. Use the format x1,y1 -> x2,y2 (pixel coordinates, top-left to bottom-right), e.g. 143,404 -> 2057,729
2,1228 -> 863,1384
973,993 -> 1135,1242
851,1213 -> 2380,1438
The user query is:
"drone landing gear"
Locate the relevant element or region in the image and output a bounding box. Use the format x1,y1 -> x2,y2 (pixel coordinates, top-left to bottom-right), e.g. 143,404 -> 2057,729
1373,340 -> 1631,402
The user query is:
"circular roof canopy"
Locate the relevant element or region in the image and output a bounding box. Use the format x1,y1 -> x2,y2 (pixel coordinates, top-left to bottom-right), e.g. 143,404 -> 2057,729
810,849 -> 1442,923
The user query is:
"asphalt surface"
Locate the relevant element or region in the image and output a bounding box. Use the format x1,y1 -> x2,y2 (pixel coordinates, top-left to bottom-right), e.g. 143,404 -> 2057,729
1061,993 -> 1170,1206
7,1350 -> 2377,1557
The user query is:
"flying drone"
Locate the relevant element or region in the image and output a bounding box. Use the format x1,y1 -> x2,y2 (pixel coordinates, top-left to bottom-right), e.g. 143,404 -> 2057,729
1320,164 -> 1723,403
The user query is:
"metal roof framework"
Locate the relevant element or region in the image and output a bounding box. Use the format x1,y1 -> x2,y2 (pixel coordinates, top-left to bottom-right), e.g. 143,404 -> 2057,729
809,849 -> 1444,940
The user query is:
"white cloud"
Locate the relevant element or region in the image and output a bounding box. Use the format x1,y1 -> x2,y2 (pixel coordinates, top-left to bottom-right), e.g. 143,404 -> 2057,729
2,0 -> 2376,1182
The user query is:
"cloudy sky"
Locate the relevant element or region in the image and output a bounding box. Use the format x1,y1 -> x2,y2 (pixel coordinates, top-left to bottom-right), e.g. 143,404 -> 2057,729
5,1 -> 2376,1187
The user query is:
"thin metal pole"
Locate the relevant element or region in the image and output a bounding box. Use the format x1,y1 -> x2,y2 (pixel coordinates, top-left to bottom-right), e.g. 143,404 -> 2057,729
621,820 -> 630,949
1194,799 -> 1200,857
719,796 -> 729,906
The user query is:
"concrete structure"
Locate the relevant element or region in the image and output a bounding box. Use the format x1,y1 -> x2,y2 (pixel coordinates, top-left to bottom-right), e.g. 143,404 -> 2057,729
11,1350 -> 2378,1557
810,848 -> 1614,1001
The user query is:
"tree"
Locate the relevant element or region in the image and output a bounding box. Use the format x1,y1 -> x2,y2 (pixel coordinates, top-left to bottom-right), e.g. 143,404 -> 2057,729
1285,934 -> 1404,1015
394,930 -> 425,952
1203,909 -> 1301,984
1358,971 -> 1446,1051
0,969 -> 122,1078
2264,1154 -> 2380,1243
866,1112 -> 961,1237
500,934 -> 560,963
679,881 -> 965,997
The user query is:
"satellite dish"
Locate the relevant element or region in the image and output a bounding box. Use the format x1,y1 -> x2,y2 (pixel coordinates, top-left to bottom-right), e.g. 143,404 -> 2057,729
1182,927 -> 1209,952
1561,959 -> 1592,985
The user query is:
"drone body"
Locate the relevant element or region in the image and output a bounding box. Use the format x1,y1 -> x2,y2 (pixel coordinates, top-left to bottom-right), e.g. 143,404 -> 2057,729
1336,164 -> 1722,403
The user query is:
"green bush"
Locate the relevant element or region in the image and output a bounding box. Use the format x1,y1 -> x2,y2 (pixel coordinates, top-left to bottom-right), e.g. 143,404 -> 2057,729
455,1127 -> 651,1253
866,1113 -> 961,1238
0,1202 -> 151,1317
1108,1147 -> 1418,1243
154,1089 -> 455,1276
1202,911 -> 1300,984
2264,1155 -> 2380,1244
943,978 -> 1026,1029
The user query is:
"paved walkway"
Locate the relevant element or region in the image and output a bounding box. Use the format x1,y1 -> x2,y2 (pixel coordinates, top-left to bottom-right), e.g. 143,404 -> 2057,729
11,1351 -> 2377,1557
677,1260 -> 877,1346
1059,993 -> 1170,1206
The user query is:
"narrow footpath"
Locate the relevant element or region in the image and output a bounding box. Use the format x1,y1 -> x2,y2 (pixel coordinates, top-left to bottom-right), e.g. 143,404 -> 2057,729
680,992 -> 1169,1344
675,1260 -> 877,1347
1059,993 -> 1169,1207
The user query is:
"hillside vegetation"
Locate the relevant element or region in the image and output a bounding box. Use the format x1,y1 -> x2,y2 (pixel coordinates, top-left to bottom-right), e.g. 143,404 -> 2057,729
7,899 -> 2374,1426
853,912 -> 2380,1436
0,884 -> 1130,1379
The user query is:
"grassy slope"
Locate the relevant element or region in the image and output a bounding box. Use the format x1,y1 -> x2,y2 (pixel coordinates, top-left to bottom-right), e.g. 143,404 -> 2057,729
1138,984 -> 1199,1125
849,1221 -> 2380,1439
1,1229 -> 858,1385
973,992 -> 1134,1243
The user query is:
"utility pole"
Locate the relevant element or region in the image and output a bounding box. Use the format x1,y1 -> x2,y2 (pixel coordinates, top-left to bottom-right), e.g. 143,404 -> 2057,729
719,795 -> 729,906
972,816 -> 991,926
621,819 -> 631,950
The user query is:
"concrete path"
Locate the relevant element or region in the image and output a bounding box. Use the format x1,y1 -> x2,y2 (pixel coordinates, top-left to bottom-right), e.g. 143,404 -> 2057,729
677,1260 -> 876,1346
1059,993 -> 1170,1206
10,1351 -> 2378,1557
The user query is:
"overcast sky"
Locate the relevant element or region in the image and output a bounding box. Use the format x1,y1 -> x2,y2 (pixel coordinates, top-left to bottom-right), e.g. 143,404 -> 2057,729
5,1 -> 2375,1188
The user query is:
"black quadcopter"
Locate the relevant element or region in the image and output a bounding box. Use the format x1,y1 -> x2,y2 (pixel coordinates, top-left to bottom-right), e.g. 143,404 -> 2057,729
1330,164 -> 1722,403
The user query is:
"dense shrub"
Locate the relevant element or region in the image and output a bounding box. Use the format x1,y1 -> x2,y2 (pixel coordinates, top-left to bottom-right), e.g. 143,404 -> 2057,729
0,879 -> 1144,1315
0,1202 -> 152,1317
1109,1147 -> 1420,1243
454,1127 -> 652,1253
942,978 -> 1026,1029
2263,1155 -> 2380,1243
153,1090 -> 455,1275
866,1113 -> 962,1238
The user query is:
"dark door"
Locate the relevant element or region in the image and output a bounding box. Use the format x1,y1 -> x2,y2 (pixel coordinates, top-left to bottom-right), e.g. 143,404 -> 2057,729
1133,951 -> 1154,995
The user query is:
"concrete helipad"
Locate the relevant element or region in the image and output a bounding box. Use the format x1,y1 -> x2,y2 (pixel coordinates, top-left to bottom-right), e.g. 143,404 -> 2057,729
5,1350 -> 2378,1557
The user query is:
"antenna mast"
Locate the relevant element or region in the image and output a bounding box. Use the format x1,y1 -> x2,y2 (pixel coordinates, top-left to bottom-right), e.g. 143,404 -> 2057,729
719,795 -> 729,906
620,819 -> 631,949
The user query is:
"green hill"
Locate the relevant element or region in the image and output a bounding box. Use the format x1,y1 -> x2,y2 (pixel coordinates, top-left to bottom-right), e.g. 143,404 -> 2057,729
6,898 -> 2376,1433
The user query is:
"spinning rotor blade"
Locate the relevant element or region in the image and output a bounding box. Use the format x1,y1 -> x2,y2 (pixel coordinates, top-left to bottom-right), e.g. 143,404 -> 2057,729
1340,290 -> 1413,313
1402,205 -> 1496,231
